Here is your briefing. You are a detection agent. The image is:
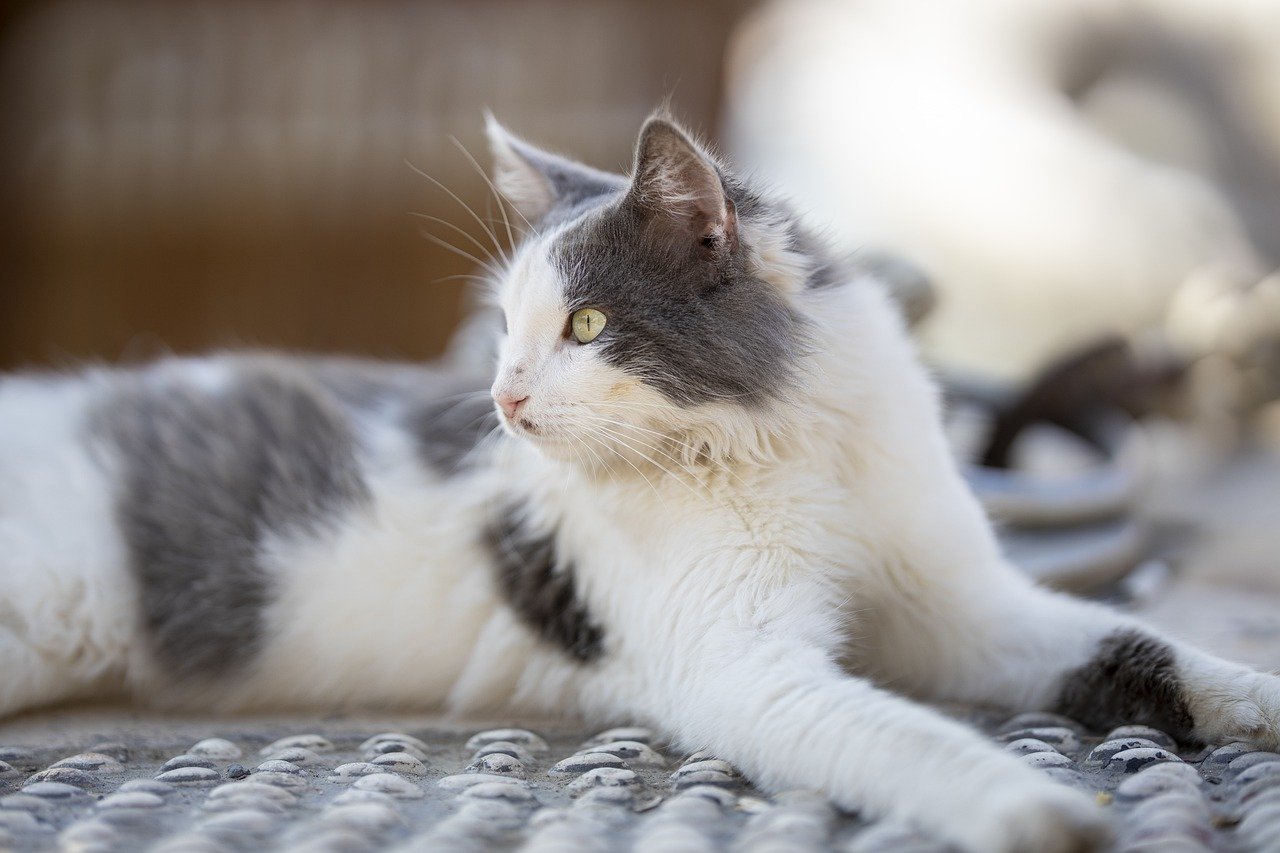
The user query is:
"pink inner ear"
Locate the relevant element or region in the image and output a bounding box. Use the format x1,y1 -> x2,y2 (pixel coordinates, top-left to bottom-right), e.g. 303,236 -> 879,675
632,119 -> 740,252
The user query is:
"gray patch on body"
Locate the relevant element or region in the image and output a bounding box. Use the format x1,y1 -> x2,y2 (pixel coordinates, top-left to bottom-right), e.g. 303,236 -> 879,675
405,391 -> 499,474
91,362 -> 371,679
1055,630 -> 1197,743
484,504 -> 604,662
551,180 -> 805,407
303,356 -> 499,475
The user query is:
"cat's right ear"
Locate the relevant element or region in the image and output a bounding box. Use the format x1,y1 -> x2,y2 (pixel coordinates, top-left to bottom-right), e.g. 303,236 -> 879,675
485,113 -> 625,225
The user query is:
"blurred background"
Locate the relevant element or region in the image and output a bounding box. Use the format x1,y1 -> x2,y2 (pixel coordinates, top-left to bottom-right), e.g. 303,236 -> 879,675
1,0 -> 1279,658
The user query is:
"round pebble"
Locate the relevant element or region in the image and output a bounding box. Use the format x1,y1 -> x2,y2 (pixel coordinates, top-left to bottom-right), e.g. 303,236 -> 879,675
437,773 -> 530,791
331,762 -> 382,780
677,784 -> 737,807
321,802 -> 405,834
579,740 -> 665,767
1024,751 -> 1074,769
119,779 -> 175,796
566,767 -> 642,796
0,810 -> 45,832
673,759 -> 738,779
672,769 -> 738,791
27,767 -> 100,788
263,747 -> 325,768
1085,738 -> 1163,766
1004,738 -> 1060,756
465,729 -> 549,752
475,740 -> 535,764
996,727 -> 1082,755
51,752 -> 125,773
259,734 -> 334,755
0,788 -> 58,819
351,773 -> 424,799
329,788 -> 400,808
360,732 -> 430,754
1106,747 -> 1181,774
997,712 -> 1084,734
59,818 -> 120,847
549,752 -> 627,775
254,760 -> 302,775
370,752 -> 427,776
20,781 -> 89,801
160,755 -> 218,772
363,740 -> 428,762
247,770 -> 308,790
208,781 -> 298,806
458,782 -> 536,804
1225,751 -> 1280,779
466,753 -> 526,777
189,738 -> 242,761
89,743 -> 131,763
225,764 -> 249,780
199,808 -> 279,836
1115,762 -> 1203,804
583,727 -> 653,748
1105,725 -> 1176,750
156,766 -> 220,785
97,792 -> 165,810
0,747 -> 35,764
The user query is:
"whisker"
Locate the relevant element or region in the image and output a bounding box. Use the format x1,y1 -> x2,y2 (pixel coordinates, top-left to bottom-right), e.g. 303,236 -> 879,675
418,230 -> 503,278
405,159 -> 509,265
409,213 -> 503,269
449,134 -> 539,241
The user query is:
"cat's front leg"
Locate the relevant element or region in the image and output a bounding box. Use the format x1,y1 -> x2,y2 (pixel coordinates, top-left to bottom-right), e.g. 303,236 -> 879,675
645,631 -> 1110,853
867,564 -> 1280,749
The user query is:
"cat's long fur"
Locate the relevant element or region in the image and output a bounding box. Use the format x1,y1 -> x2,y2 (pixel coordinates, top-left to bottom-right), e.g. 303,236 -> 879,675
3,113 -> 1279,852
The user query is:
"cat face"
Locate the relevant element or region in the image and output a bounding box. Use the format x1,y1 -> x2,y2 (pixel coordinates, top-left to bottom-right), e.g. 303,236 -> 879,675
486,114 -> 806,466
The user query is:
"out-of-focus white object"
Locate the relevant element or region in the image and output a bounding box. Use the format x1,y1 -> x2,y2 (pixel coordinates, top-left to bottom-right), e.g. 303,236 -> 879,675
726,0 -> 1280,384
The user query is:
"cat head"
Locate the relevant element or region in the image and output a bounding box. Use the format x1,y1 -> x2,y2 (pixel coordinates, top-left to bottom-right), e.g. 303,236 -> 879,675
484,111 -> 816,469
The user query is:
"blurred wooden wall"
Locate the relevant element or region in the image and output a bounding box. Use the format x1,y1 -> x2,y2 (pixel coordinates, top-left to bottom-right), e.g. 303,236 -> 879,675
0,0 -> 747,370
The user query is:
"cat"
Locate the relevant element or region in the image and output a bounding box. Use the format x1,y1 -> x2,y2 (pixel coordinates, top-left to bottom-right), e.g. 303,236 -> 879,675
2,111 -> 1279,852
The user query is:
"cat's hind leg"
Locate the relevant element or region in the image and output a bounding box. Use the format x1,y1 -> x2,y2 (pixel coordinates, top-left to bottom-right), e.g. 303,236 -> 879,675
865,562 -> 1280,748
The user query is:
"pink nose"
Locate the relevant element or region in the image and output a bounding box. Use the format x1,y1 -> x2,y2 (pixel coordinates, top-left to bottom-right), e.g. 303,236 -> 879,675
496,393 -> 529,419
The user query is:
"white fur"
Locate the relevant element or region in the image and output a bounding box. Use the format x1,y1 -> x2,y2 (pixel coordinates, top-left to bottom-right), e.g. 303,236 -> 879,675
4,188 -> 1280,853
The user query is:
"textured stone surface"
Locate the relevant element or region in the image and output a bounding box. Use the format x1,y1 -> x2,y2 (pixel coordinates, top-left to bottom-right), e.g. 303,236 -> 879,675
0,708 -> 1275,851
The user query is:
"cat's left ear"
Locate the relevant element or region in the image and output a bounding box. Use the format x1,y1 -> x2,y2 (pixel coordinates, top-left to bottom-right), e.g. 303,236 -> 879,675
629,116 -> 737,255
486,113 -> 625,225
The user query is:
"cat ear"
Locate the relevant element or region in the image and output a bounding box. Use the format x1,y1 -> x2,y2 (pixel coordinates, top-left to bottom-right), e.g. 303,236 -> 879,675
485,113 -> 625,224
629,116 -> 737,254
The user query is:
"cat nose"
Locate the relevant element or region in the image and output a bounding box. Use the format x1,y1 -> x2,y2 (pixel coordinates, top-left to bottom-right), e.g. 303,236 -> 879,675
495,392 -> 529,419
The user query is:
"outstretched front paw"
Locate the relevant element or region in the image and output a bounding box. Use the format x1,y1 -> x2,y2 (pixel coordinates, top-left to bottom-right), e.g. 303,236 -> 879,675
1190,669 -> 1280,750
957,783 -> 1111,853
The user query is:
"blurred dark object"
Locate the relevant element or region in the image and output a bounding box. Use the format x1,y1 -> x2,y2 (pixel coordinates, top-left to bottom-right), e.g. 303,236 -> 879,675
977,337 -> 1186,470
0,0 -> 744,370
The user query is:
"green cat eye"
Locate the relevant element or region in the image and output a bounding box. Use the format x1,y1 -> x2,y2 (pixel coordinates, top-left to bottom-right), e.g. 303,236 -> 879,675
570,308 -> 607,344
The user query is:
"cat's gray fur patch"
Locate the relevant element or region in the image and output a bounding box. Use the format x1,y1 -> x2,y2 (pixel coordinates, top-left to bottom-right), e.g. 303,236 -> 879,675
303,357 -> 498,474
91,361 -> 371,679
484,504 -> 604,662
551,180 -> 805,407
1055,629 -> 1196,742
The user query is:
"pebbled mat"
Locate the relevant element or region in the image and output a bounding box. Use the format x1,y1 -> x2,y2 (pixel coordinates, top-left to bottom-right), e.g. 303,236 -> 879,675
0,709 -> 1273,851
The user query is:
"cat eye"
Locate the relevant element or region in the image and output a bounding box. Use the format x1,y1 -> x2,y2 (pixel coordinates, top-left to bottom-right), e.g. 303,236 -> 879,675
570,308 -> 607,344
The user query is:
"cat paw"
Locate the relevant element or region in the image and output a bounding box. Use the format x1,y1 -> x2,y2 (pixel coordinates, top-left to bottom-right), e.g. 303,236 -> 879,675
1190,670 -> 1280,749
955,783 -> 1111,853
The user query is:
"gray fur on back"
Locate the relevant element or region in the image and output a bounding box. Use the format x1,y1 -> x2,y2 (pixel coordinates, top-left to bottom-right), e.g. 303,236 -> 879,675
91,360 -> 372,679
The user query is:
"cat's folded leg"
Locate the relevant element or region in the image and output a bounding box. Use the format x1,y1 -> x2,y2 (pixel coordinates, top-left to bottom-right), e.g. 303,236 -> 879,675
869,563 -> 1280,749
649,634 -> 1110,853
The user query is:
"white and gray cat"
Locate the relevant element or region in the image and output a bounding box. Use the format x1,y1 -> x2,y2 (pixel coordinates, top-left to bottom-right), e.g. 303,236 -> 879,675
2,112 -> 1278,852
